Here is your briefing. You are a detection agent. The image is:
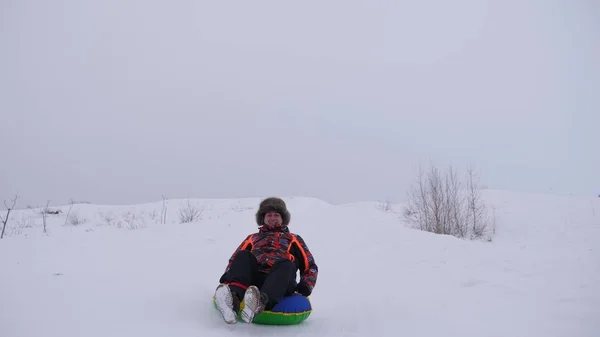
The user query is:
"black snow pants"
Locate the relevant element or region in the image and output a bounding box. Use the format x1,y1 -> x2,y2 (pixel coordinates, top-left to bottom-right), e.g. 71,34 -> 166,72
219,250 -> 297,309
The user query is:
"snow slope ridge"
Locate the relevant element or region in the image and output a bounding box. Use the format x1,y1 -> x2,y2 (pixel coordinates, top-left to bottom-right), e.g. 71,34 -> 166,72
0,191 -> 598,337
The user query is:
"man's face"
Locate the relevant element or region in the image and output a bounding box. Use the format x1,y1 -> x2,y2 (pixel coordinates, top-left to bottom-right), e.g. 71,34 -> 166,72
264,211 -> 283,226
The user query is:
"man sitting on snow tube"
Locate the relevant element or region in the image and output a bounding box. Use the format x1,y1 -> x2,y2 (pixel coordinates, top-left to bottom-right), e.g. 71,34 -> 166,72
214,197 -> 318,324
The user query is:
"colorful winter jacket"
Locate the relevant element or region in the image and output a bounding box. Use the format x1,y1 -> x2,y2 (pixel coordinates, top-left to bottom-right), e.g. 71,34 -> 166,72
222,225 -> 318,291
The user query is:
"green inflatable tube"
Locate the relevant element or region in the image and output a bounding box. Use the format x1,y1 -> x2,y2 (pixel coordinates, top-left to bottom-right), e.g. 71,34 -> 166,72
213,293 -> 312,325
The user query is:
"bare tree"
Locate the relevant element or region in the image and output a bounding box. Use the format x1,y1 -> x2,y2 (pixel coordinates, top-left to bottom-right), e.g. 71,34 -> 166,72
161,195 -> 168,224
41,200 -> 51,234
465,166 -> 488,238
179,199 -> 203,223
445,165 -> 467,238
404,165 -> 431,232
1,194 -> 20,239
491,206 -> 497,235
64,199 -> 74,226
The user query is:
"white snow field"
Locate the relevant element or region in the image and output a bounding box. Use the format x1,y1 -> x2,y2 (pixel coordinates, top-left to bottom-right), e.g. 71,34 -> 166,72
0,190 -> 598,337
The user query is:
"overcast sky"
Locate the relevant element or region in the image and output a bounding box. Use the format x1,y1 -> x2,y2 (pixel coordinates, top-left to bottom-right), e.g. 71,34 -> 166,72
1,0 -> 598,208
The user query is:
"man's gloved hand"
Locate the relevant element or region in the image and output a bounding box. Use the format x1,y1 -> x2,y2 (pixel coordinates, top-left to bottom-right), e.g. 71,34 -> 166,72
296,281 -> 312,297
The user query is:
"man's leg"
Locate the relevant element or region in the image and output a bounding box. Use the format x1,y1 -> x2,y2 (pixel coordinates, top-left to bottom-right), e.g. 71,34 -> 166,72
239,260 -> 296,323
260,260 -> 297,309
215,251 -> 258,323
219,250 -> 258,299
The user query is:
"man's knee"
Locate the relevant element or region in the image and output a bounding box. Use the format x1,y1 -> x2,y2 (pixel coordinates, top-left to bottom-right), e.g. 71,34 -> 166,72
236,250 -> 252,258
270,260 -> 297,289
272,259 -> 295,272
232,250 -> 256,262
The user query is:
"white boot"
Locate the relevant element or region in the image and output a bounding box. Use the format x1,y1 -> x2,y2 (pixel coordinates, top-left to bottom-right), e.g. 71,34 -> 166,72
214,284 -> 240,324
240,285 -> 268,323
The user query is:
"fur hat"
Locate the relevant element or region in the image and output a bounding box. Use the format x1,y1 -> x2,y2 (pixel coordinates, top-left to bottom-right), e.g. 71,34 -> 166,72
255,197 -> 290,227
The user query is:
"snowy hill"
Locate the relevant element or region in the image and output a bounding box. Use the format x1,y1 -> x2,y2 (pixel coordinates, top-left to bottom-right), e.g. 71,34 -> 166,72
0,191 -> 598,337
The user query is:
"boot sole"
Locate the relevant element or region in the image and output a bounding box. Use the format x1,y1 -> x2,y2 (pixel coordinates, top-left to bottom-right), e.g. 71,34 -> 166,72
240,286 -> 263,323
214,284 -> 238,324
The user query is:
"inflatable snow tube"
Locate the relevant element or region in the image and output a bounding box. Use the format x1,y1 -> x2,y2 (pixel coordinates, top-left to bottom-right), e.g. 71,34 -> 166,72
213,293 -> 312,325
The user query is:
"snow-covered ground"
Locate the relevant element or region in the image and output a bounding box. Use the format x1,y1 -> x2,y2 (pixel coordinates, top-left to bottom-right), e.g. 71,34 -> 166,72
0,190 -> 598,337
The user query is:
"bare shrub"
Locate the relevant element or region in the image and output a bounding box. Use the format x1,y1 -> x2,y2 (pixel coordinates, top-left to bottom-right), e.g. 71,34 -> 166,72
99,212 -> 116,226
179,199 -> 203,223
69,211 -> 86,226
377,197 -> 392,212
149,209 -> 158,223
18,214 -> 34,228
7,225 -> 23,237
1,194 -> 19,239
490,206 -> 497,239
122,211 -> 144,230
403,163 -> 491,240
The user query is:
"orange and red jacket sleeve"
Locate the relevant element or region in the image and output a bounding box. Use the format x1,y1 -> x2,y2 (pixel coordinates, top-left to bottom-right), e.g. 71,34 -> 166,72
290,234 -> 318,290
223,234 -> 254,274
